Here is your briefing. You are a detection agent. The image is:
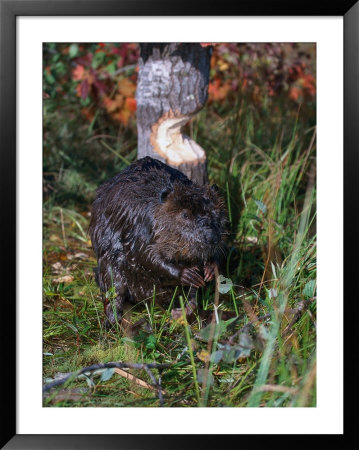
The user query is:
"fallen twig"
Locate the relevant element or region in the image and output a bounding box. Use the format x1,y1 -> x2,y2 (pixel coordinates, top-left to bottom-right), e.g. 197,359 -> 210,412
43,361 -> 169,406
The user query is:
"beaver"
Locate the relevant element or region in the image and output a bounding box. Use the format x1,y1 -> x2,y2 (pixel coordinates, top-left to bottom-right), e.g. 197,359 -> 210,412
89,156 -> 227,328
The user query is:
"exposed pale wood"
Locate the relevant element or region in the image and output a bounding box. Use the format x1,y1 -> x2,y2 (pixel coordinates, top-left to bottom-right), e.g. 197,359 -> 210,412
136,43 -> 211,184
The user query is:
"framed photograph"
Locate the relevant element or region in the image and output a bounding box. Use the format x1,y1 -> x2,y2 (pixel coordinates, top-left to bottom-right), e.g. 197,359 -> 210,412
1,0 -> 355,448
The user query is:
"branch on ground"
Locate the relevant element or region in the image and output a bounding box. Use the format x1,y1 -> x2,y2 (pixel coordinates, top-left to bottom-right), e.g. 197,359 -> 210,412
43,361 -> 169,406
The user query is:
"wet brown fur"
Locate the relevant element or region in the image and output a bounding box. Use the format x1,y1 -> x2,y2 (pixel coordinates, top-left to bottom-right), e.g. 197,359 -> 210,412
89,156 -> 227,327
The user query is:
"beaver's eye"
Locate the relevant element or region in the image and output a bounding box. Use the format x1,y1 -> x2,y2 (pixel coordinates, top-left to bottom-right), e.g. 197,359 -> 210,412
182,211 -> 189,219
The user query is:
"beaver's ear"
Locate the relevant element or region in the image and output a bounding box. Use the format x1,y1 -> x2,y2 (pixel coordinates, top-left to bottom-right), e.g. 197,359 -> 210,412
211,184 -> 219,193
159,188 -> 173,203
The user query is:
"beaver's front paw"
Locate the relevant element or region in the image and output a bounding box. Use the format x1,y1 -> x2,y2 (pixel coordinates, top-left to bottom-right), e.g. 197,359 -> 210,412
180,267 -> 205,288
204,262 -> 218,282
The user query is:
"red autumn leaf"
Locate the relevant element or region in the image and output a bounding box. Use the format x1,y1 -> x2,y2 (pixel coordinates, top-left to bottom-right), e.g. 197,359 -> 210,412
111,96 -> 136,126
118,78 -> 136,97
208,78 -> 231,102
301,74 -> 316,96
125,97 -> 136,113
72,64 -> 85,81
103,96 -> 117,113
289,86 -> 301,101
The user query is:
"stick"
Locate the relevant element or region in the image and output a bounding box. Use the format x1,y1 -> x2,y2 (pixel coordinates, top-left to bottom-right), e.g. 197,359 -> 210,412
43,361 -> 169,406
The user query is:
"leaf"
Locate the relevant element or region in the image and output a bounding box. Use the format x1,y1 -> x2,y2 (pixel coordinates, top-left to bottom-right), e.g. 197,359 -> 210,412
219,62 -> 229,71
218,275 -> 233,294
146,334 -> 156,350
44,377 -> 54,384
210,350 -> 223,364
44,71 -> 55,85
51,261 -> 63,274
72,64 -> 85,81
53,275 -> 74,284
66,252 -> 87,260
303,280 -> 316,299
254,199 -> 267,214
92,51 -> 106,69
199,322 -> 222,342
105,62 -> 117,74
49,234 -> 61,242
125,97 -> 137,113
197,350 -> 210,363
208,78 -> 231,102
197,369 -> 214,386
83,375 -> 95,390
289,86 -> 301,101
219,331 -> 253,364
100,368 -> 115,382
268,288 -> 278,299
103,96 -> 119,114
68,44 -> 79,59
198,317 -> 237,342
118,78 -> 136,97
221,345 -> 238,364
237,331 -> 253,358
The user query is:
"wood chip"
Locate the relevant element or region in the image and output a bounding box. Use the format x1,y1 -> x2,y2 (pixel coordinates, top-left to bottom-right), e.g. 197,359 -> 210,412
114,368 -> 155,391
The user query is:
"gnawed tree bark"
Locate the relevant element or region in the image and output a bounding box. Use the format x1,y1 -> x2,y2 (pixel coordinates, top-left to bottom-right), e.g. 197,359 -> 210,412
136,43 -> 212,185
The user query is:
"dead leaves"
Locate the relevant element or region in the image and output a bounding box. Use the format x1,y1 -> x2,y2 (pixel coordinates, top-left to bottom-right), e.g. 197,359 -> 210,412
52,275 -> 74,284
50,252 -> 93,284
66,252 -> 88,261
51,259 -> 74,285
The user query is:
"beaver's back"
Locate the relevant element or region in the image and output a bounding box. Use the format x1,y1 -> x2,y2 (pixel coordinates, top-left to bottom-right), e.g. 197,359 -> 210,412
89,157 -> 193,260
95,156 -> 191,201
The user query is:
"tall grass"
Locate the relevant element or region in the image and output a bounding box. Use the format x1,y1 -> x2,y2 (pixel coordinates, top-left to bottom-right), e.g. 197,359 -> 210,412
43,93 -> 316,407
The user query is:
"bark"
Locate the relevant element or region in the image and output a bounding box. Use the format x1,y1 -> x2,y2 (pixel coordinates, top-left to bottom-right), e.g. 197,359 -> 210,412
136,43 -> 212,185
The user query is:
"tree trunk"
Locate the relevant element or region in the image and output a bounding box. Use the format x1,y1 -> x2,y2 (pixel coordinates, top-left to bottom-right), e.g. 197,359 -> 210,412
136,43 -> 211,185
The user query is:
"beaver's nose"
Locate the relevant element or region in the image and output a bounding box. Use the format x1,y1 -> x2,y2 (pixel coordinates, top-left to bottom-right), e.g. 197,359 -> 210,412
205,229 -> 220,245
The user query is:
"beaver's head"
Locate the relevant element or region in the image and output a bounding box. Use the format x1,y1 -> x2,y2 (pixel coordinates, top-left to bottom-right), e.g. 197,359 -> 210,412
153,182 -> 227,263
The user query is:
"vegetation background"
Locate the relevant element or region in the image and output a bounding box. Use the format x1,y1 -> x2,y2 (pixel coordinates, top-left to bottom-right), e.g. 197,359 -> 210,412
43,43 -> 316,407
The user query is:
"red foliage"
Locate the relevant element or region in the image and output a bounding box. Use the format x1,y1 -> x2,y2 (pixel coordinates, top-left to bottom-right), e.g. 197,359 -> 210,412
69,43 -> 139,125
207,43 -> 316,107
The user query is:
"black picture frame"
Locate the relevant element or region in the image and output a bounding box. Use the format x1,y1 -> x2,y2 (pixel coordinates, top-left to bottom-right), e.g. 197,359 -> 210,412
1,1 -> 355,448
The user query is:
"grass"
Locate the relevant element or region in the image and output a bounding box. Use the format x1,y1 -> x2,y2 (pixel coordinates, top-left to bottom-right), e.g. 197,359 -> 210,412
43,91 -> 316,408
